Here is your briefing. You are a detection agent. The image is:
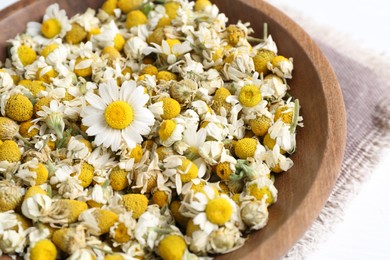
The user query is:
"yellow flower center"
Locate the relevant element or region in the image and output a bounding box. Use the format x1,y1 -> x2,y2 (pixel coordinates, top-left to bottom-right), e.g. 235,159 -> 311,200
179,158 -> 198,183
78,162 -> 94,188
263,133 -> 286,154
248,184 -> 274,204
17,45 -> 37,66
114,33 -> 126,51
170,200 -> 189,228
234,138 -> 257,159
30,239 -> 57,260
186,219 -> 201,236
41,44 -> 59,58
5,94 -> 33,122
249,115 -> 272,136
31,163 -> 49,185
0,140 -> 21,163
164,2 -> 181,19
194,0 -> 212,11
215,162 -> 232,180
205,197 -> 233,225
252,49 -> 276,75
152,190 -> 169,207
159,120 -> 176,141
117,0 -> 143,13
129,144 -> 143,163
19,120 -> 39,138
101,0 -> 117,15
109,167 -> 129,191
166,38 -> 181,51
114,222 -> 132,243
126,10 -> 148,29
104,101 -> 134,130
24,186 -> 47,200
161,97 -> 181,120
156,17 -> 171,28
37,67 -> 58,83
65,23 -> 87,44
60,199 -> 88,223
158,235 -> 187,260
140,64 -> 158,76
157,71 -> 177,82
238,85 -> 262,107
95,209 -> 119,235
41,18 -> 62,38
226,25 -> 245,46
274,106 -> 293,124
122,194 -> 148,219
211,87 -> 232,115
102,46 -> 122,60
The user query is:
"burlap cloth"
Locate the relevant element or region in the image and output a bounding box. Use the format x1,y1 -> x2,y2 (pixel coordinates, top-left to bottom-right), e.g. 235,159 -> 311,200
273,6 -> 390,259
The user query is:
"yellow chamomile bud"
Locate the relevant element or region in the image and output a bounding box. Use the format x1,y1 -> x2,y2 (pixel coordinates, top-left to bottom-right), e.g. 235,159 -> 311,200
263,133 -> 286,154
102,46 -> 122,60
101,0 -> 117,15
33,97 -> 52,117
122,194 -> 148,219
249,115 -> 272,136
253,49 -> 276,76
66,23 -> 88,44
105,254 -> 125,260
114,33 -> 125,51
238,85 -> 262,107
226,25 -> 245,46
19,79 -> 46,96
117,0 -> 143,13
94,209 -> 119,235
74,57 -> 92,77
248,184 -> 274,204
179,158 -> 198,183
185,218 -> 200,236
152,190 -> 169,208
0,180 -> 23,212
5,94 -> 33,122
161,97 -> 181,120
194,0 -> 212,11
24,186 -> 47,200
158,235 -> 187,260
41,18 -> 62,38
31,163 -> 49,185
0,140 -> 21,163
170,200 -> 189,228
109,167 -> 129,191
17,45 -> 37,66
215,162 -> 232,181
205,197 -> 233,225
0,116 -> 19,139
79,162 -> 94,188
140,64 -> 158,76
30,239 -> 57,260
157,71 -> 177,83
274,106 -> 293,124
41,44 -> 59,58
59,199 -> 88,223
129,144 -> 143,163
234,138 -> 257,159
126,10 -> 148,29
211,87 -> 232,115
164,2 -> 181,19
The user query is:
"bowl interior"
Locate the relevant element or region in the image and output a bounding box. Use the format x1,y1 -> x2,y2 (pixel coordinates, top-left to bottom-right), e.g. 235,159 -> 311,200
0,1 -> 346,259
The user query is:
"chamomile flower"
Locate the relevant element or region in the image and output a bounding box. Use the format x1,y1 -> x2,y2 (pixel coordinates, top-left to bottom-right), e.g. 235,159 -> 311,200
180,185 -> 239,234
93,21 -> 126,51
81,79 -> 155,151
158,118 -> 185,147
27,4 -> 71,42
143,39 -> 192,65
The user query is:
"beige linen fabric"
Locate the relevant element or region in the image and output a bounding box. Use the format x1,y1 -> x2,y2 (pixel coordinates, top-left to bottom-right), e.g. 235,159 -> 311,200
278,7 -> 390,259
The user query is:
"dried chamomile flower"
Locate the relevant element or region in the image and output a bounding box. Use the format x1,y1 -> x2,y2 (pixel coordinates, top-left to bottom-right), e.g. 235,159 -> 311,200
0,180 -> 23,212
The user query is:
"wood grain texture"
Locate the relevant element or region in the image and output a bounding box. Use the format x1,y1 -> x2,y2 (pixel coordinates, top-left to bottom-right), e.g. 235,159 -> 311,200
0,1 -> 346,259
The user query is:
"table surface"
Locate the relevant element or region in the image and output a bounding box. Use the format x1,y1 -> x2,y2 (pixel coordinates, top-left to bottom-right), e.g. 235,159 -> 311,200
1,1 -> 389,259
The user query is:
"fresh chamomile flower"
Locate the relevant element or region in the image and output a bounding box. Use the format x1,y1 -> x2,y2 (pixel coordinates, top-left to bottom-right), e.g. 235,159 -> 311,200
27,4 -> 71,42
81,79 -> 155,151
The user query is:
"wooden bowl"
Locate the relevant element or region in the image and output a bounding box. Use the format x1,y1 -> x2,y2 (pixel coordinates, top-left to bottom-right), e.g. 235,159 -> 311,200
0,0 -> 346,259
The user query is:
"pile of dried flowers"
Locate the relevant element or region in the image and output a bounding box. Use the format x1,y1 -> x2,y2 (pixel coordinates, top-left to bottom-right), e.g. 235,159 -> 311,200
0,0 -> 302,259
